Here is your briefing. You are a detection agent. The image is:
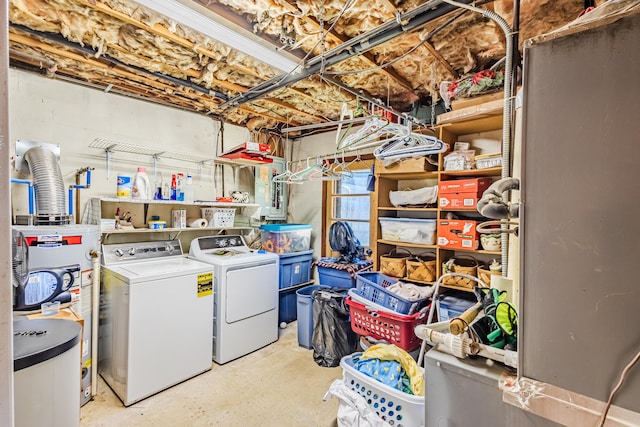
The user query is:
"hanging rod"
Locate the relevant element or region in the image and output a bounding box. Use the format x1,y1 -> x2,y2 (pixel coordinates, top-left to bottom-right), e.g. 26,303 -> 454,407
282,117 -> 371,133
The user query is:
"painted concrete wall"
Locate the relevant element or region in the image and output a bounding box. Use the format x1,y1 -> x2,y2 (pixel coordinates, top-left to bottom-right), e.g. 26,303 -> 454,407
8,69 -> 252,219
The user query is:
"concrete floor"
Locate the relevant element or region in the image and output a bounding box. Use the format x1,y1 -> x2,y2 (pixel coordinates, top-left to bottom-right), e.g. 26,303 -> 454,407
80,322 -> 341,427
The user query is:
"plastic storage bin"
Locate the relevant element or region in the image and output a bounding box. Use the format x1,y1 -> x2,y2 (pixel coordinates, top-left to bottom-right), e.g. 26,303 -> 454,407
345,296 -> 427,352
278,250 -> 313,289
341,353 -> 425,427
260,223 -> 312,254
316,258 -> 373,288
437,293 -> 477,321
355,272 -> 428,315
318,266 -> 355,287
279,287 -> 298,324
379,217 -> 436,244
296,284 -> 329,349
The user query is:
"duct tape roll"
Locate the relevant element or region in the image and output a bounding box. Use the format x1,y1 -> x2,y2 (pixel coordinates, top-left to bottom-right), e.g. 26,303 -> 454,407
187,218 -> 208,228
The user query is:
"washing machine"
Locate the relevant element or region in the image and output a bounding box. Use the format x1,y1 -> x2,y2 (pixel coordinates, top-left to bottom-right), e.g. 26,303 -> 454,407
189,235 -> 279,364
100,240 -> 214,406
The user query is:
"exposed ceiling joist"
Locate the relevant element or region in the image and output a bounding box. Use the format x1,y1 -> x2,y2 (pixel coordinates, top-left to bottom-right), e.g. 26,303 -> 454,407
7,0 -> 589,129
86,0 -> 330,122
276,0 -> 417,96
224,0 -> 474,107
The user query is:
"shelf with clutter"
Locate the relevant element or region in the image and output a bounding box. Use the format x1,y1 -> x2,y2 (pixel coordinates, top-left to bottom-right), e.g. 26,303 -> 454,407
83,196 -> 262,243
370,97 -> 507,294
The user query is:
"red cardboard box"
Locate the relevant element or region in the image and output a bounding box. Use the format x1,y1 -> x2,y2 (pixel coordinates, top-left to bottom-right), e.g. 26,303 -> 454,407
439,177 -> 493,209
438,219 -> 480,250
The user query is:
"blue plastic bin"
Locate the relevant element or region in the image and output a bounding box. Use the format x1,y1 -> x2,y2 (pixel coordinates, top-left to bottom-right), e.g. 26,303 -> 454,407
355,272 -> 429,315
278,250 -> 313,289
279,288 -> 298,324
296,284 -> 330,349
437,294 -> 477,321
317,259 -> 372,288
317,266 -> 356,288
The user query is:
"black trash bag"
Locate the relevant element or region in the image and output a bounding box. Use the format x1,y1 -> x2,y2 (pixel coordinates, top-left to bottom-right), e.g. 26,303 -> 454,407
312,288 -> 358,367
328,221 -> 370,264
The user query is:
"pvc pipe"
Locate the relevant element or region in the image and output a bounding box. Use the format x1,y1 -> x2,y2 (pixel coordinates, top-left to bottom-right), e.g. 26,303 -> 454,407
415,323 -> 519,369
68,188 -> 73,216
11,178 -> 35,215
90,250 -> 100,397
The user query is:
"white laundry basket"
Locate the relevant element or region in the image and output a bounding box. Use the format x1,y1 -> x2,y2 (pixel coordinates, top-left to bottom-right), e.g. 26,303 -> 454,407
340,353 -> 425,427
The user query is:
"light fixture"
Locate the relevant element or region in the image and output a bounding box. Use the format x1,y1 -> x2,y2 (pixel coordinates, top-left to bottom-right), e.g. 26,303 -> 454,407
133,0 -> 301,74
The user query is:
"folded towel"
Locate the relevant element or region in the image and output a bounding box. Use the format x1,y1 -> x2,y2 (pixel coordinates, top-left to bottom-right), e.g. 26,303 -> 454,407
386,282 -> 434,301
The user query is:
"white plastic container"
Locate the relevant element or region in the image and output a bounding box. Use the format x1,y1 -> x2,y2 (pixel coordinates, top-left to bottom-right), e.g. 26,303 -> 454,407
132,167 -> 150,199
379,217 -> 436,244
183,174 -> 194,203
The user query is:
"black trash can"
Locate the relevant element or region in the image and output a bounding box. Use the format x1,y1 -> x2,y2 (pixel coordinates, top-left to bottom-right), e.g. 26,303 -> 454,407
311,287 -> 358,367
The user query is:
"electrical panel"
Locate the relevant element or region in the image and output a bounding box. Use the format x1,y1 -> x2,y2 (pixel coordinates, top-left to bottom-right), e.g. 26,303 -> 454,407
254,156 -> 287,220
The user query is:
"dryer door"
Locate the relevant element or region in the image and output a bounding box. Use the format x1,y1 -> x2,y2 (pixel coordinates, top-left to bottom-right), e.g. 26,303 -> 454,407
225,262 -> 278,323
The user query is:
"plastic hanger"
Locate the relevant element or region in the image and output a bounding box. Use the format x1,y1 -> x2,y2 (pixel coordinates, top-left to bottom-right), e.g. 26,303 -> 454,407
272,161 -> 303,184
374,132 -> 448,160
330,151 -> 354,178
288,158 -> 342,183
337,117 -> 402,151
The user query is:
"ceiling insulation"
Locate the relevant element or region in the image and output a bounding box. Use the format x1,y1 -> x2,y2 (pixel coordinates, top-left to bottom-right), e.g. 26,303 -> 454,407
8,0 -> 597,132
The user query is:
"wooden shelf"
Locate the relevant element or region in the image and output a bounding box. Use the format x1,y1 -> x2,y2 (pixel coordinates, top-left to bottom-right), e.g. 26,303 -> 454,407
438,247 -> 502,256
376,171 -> 439,180
377,239 -> 437,249
439,167 -> 502,178
436,99 -> 503,134
439,283 -> 475,293
378,206 -> 438,212
371,98 -> 505,288
400,277 -> 434,286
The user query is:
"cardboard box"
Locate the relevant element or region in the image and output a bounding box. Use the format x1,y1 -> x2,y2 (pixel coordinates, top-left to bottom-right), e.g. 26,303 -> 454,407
172,209 -> 186,228
375,157 -> 436,175
27,307 -> 85,355
438,219 -> 480,250
439,177 -> 492,209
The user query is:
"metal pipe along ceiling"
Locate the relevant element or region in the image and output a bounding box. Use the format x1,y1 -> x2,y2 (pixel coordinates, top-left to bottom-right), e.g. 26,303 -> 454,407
223,0 -> 475,108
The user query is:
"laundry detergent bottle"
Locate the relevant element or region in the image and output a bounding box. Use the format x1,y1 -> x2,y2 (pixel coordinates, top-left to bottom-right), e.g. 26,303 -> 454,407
132,167 -> 150,200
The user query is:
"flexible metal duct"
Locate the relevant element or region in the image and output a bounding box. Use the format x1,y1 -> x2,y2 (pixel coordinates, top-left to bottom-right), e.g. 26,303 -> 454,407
24,146 -> 66,217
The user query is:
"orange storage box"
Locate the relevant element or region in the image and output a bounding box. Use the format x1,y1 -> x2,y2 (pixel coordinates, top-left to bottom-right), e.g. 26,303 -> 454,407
437,219 -> 480,250
439,177 -> 492,209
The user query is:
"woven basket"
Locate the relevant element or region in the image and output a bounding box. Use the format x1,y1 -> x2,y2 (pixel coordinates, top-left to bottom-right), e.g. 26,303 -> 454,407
442,256 -> 479,288
406,252 -> 437,282
477,266 -> 500,287
380,248 -> 412,278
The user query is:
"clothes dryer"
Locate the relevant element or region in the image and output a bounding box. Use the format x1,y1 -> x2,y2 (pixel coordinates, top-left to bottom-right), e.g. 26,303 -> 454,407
189,235 -> 279,364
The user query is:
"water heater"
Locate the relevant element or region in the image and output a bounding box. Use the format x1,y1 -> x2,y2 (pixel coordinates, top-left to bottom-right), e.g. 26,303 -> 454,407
254,156 -> 287,220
